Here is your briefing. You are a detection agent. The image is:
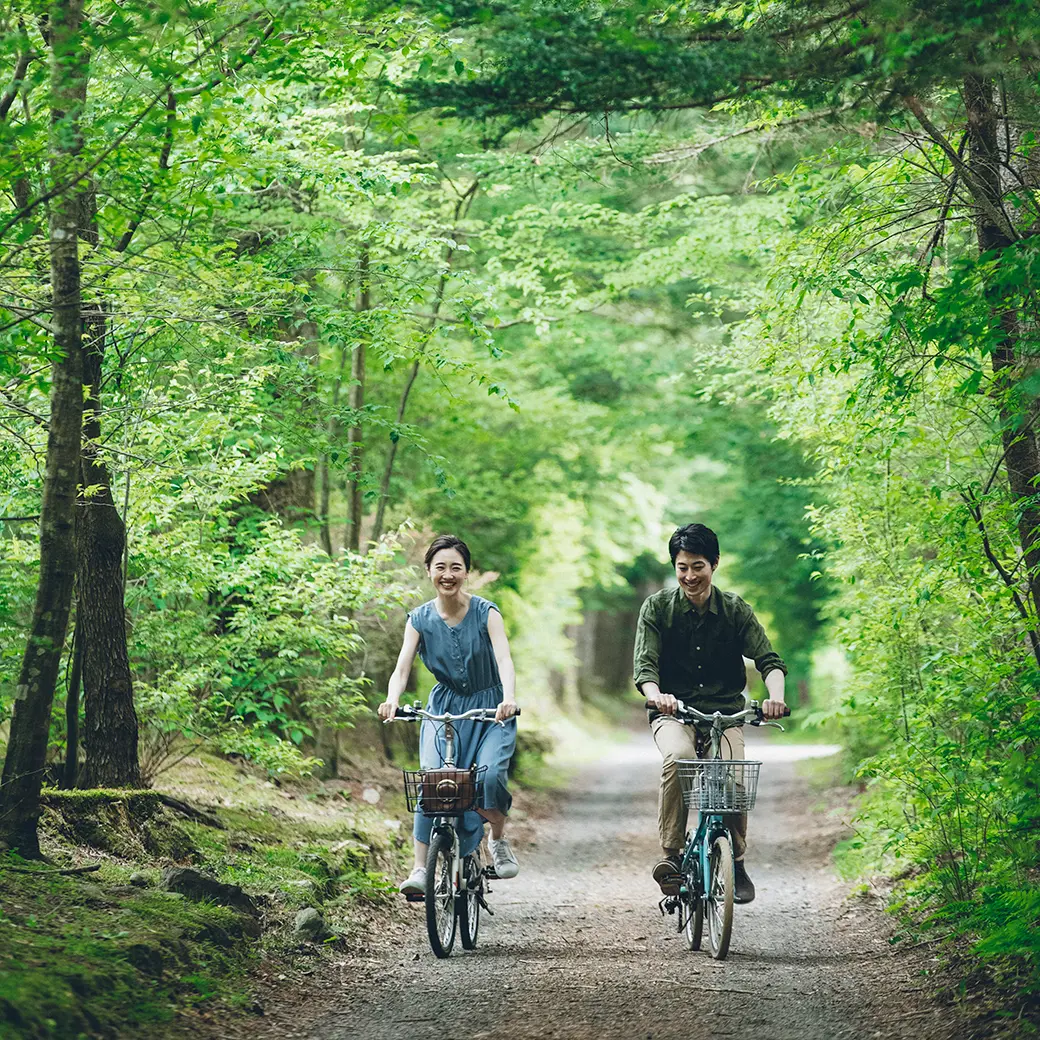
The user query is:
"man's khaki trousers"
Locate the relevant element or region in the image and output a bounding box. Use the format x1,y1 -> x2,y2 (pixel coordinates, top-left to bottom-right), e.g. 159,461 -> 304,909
650,715 -> 747,859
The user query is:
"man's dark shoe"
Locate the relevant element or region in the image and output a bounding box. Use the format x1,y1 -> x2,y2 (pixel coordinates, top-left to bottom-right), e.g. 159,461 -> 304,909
652,855 -> 682,895
733,860 -> 756,904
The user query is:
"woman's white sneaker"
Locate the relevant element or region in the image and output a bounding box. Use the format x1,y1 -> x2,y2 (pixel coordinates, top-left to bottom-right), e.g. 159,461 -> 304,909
399,866 -> 426,895
488,836 -> 519,879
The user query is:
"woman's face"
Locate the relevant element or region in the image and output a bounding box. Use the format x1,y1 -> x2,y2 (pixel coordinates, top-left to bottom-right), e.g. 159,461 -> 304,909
427,547 -> 468,595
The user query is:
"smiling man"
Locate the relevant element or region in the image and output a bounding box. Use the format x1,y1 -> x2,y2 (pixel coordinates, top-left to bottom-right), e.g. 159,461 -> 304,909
634,523 -> 787,903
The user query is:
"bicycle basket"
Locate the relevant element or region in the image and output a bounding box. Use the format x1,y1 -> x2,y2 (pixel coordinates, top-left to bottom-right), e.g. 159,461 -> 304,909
677,759 -> 762,813
402,766 -> 487,817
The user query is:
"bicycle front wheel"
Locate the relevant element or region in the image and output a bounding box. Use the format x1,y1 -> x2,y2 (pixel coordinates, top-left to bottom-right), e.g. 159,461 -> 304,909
706,834 -> 734,960
425,831 -> 458,958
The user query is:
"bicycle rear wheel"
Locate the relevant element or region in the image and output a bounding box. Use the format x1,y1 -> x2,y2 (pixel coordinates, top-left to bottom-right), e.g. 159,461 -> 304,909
458,854 -> 481,950
425,831 -> 458,958
706,833 -> 734,960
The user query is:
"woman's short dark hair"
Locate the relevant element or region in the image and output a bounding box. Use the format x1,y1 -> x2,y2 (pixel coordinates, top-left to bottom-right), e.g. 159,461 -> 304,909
668,523 -> 720,566
424,534 -> 472,571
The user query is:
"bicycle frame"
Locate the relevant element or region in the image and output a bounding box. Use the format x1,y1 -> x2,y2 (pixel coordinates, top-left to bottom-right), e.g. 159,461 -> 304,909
668,701 -> 786,948
385,703 -> 516,900
677,704 -> 760,915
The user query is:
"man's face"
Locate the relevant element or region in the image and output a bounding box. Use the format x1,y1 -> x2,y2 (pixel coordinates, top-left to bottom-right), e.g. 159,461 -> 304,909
674,550 -> 715,604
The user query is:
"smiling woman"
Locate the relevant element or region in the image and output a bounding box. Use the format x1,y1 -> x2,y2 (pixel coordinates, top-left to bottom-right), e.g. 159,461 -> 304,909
379,535 -> 521,893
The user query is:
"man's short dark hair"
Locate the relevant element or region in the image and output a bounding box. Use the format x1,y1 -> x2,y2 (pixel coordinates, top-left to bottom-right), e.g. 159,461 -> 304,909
668,523 -> 720,566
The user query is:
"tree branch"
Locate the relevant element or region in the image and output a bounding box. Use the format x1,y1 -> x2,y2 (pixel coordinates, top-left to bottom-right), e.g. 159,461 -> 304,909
0,44 -> 35,123
0,13 -> 275,241
645,105 -> 853,165
904,95 -> 1019,243
962,490 -> 1040,666
114,91 -> 176,254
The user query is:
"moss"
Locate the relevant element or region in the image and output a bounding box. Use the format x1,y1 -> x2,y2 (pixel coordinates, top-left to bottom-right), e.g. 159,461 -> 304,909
40,791 -> 187,861
2,765 -> 409,1037
0,854 -> 255,1040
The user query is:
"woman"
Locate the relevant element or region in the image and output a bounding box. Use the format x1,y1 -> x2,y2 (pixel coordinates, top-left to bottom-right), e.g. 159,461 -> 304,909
378,534 -> 520,894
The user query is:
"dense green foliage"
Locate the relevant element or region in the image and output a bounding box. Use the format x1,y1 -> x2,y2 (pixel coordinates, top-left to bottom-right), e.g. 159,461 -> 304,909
2,0 -> 1038,1019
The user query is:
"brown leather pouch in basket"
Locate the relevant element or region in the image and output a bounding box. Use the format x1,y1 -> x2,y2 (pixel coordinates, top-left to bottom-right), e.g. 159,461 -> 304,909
420,768 -> 478,814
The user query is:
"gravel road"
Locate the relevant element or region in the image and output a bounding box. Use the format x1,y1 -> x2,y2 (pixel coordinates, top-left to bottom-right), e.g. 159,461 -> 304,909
246,731 -> 956,1040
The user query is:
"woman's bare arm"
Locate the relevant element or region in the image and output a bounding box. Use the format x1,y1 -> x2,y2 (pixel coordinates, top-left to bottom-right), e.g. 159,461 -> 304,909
378,619 -> 421,719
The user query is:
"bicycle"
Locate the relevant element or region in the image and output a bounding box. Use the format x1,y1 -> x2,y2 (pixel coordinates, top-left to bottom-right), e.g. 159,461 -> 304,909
384,701 -> 520,958
659,699 -> 789,961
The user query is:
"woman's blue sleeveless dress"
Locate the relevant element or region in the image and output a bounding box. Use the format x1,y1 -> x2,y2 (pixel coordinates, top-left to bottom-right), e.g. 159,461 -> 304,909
408,595 -> 516,857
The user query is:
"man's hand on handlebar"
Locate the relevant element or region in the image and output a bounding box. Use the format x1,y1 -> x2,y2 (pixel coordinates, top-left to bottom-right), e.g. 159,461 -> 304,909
377,700 -> 398,721
761,698 -> 787,720
645,690 -> 679,715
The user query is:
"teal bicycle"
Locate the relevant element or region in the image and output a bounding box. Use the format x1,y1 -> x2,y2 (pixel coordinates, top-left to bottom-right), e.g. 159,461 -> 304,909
661,700 -> 788,960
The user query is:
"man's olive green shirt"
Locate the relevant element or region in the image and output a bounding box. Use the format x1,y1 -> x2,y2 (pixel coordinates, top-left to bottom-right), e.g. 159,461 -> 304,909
633,585 -> 787,718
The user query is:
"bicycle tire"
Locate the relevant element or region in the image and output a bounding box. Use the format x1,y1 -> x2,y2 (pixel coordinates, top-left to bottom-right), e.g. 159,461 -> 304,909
458,855 -> 481,950
425,831 -> 458,958
683,877 -> 703,952
706,833 -> 734,960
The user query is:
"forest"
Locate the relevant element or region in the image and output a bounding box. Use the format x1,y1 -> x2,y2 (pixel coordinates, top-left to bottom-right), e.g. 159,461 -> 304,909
1,0 -> 1038,1036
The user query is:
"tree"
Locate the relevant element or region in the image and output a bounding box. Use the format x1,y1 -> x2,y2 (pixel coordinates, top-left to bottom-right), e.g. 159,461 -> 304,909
0,0 -> 87,854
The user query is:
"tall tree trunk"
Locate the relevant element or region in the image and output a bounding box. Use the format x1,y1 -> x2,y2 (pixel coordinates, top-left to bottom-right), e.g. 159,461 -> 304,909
62,616 -> 82,789
346,248 -> 369,552
963,72 -> 1040,615
76,307 -> 140,789
370,360 -> 420,544
0,0 -> 87,856
318,343 -> 347,557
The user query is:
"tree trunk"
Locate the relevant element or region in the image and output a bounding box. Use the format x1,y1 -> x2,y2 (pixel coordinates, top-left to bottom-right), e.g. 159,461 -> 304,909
347,248 -> 369,552
0,0 -> 87,856
62,617 -> 82,789
963,72 -> 1040,615
319,343 -> 346,556
371,360 -> 420,545
76,308 -> 140,789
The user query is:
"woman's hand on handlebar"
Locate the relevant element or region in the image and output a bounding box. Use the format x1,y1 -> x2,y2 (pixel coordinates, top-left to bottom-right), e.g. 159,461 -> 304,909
496,700 -> 519,722
377,699 -> 399,721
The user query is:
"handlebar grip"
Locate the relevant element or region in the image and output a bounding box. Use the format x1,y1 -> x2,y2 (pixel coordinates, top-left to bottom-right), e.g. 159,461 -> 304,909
513,707 -> 521,717
393,706 -> 416,718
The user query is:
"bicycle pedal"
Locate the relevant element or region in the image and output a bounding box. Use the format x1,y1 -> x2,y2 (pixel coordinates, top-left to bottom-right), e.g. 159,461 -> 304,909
404,893 -> 424,903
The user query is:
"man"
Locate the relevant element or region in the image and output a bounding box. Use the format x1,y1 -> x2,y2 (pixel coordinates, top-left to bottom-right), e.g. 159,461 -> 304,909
634,523 -> 787,904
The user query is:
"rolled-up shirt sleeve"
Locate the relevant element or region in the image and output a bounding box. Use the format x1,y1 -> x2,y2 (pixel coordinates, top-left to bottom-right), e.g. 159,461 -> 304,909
738,604 -> 787,680
633,598 -> 662,692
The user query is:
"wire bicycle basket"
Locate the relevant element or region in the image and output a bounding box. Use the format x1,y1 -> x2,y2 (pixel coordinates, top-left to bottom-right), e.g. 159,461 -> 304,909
402,766 -> 487,817
677,759 -> 762,813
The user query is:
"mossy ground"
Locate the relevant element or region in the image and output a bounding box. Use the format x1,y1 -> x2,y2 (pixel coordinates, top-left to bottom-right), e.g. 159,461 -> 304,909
0,856 -> 252,1040
0,751 -> 409,1040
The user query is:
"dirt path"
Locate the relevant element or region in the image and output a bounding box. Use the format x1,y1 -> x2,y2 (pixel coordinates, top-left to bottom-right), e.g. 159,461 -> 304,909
241,732 -> 955,1040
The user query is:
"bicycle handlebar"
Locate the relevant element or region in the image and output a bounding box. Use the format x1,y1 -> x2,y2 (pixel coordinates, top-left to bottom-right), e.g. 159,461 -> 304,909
675,700 -> 790,729
385,704 -> 521,724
